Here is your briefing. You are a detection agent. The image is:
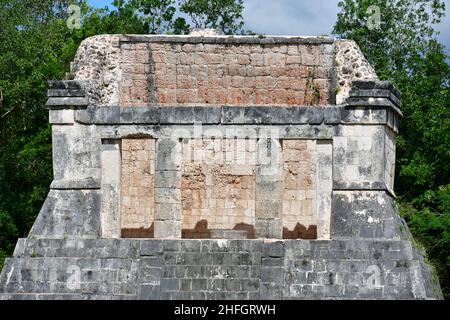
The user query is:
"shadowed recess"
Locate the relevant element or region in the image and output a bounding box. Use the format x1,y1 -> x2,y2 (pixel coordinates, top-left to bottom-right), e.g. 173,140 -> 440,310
121,223 -> 154,238
283,223 -> 317,239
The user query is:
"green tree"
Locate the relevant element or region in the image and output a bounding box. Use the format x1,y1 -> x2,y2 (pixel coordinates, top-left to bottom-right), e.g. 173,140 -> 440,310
179,0 -> 245,34
0,0 -> 76,270
131,0 -> 246,34
333,0 -> 450,299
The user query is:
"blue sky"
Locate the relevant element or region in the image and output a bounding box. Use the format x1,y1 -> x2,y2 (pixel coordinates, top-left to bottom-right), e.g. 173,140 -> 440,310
87,0 -> 450,53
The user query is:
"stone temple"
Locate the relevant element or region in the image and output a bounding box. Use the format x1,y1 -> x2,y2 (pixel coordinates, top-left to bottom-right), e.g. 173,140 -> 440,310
0,33 -> 443,299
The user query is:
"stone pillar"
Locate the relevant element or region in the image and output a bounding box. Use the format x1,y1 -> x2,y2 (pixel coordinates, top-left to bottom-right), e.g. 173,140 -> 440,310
154,138 -> 182,238
331,80 -> 404,239
315,140 -> 333,240
100,139 -> 121,238
255,138 -> 283,238
29,80 -> 102,239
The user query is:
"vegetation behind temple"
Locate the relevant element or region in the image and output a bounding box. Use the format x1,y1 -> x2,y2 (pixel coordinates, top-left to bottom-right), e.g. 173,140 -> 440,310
0,0 -> 448,298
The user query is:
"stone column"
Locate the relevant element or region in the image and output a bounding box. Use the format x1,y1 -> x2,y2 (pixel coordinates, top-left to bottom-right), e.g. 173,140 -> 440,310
331,80 -> 404,239
29,80 -> 102,239
154,138 -> 182,238
255,138 -> 283,238
100,139 -> 121,238
315,140 -> 333,240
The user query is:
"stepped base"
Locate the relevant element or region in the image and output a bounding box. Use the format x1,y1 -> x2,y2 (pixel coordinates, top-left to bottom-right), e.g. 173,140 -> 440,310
0,238 -> 442,300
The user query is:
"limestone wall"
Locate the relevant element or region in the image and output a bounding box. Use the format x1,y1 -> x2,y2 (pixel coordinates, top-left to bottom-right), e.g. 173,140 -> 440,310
71,35 -> 377,107
120,40 -> 333,106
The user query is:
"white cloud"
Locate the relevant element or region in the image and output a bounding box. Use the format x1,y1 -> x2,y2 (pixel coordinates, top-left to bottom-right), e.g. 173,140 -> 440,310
243,0 -> 341,36
243,0 -> 450,54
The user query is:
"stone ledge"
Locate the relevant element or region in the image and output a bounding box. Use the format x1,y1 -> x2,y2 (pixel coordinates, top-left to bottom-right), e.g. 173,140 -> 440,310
46,97 -> 89,108
349,89 -> 401,108
48,80 -> 84,90
73,105 -> 406,126
351,80 -> 401,99
120,34 -> 335,45
332,181 -> 387,191
48,89 -> 86,97
50,179 -> 101,190
75,106 -> 343,125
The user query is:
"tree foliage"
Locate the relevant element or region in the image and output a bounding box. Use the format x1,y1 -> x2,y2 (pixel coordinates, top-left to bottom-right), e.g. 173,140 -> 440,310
130,0 -> 245,34
334,0 -> 450,299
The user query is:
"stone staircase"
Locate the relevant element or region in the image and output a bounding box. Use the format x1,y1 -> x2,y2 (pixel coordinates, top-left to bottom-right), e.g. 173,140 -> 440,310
0,238 -> 442,300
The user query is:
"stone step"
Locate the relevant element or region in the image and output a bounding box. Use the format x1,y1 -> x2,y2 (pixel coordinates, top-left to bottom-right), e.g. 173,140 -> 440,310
0,238 -> 441,300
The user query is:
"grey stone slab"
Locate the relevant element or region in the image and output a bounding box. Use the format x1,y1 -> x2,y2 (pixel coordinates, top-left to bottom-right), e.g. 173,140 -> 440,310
156,139 -> 182,171
260,282 -> 283,300
94,107 -> 120,124
154,171 -> 181,188
47,97 -> 89,107
48,89 -> 86,97
351,80 -> 401,99
269,107 -> 294,124
131,107 -> 160,124
159,107 -> 194,124
221,106 -> 245,124
324,106 -> 342,124
193,107 -> 221,124
262,241 -> 285,258
138,284 -> 160,299
244,107 -> 272,124
292,107 -> 324,124
75,107 -> 95,124
341,106 -> 387,124
48,80 -> 83,90
349,89 -> 401,107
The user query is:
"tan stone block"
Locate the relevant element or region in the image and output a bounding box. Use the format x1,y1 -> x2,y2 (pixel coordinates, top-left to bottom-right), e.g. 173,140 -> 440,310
135,50 -> 148,64
176,89 -> 197,104
150,43 -> 166,52
231,76 -> 244,88
288,79 -> 305,91
122,49 -> 135,63
203,44 -> 218,53
193,52 -> 207,64
237,54 -> 250,65
285,90 -> 304,105
290,200 -> 301,215
305,189 -> 315,199
250,53 -> 263,66
268,89 -> 287,105
207,53 -> 223,64
286,55 -> 301,64
287,45 -> 299,55
302,199 -> 313,216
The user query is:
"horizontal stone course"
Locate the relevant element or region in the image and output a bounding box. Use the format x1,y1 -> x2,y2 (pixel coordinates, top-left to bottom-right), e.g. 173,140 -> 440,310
72,104 -> 402,127
120,35 -> 335,45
